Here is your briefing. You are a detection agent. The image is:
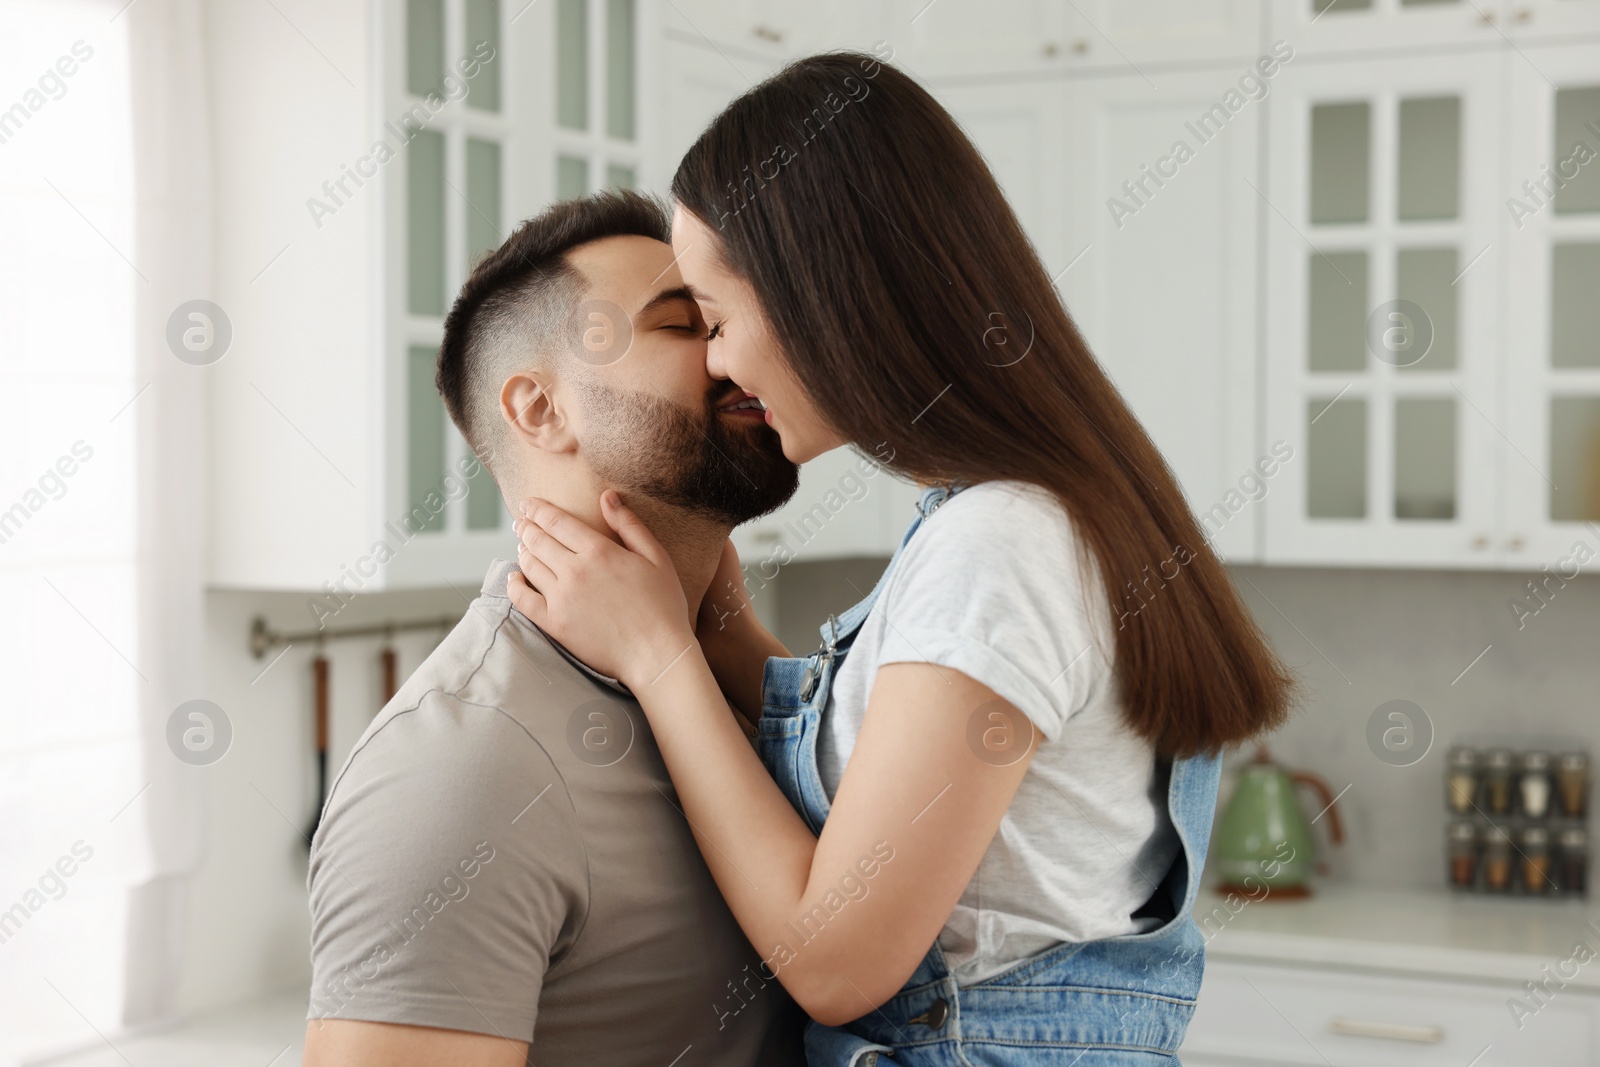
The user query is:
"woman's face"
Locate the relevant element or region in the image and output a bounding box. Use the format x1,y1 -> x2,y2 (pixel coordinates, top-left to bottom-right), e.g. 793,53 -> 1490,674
671,206 -> 845,465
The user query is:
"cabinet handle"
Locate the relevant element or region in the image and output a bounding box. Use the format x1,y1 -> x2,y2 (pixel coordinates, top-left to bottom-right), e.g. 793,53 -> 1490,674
751,24 -> 784,43
1507,535 -> 1526,550
1328,1018 -> 1444,1044
1515,6 -> 1532,21
752,529 -> 781,544
1471,533 -> 1490,549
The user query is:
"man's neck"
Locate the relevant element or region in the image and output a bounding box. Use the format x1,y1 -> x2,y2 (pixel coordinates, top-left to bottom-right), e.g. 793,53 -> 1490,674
506,480 -> 728,625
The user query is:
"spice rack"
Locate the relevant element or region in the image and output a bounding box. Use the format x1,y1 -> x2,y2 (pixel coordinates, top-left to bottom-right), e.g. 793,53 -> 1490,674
1445,740 -> 1589,898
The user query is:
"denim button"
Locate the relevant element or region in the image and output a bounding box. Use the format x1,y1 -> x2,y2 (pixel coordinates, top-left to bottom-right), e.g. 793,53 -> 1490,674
925,997 -> 948,1030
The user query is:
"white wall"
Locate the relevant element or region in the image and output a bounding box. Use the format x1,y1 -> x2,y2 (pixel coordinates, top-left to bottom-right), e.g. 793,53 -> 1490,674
176,582 -> 472,1014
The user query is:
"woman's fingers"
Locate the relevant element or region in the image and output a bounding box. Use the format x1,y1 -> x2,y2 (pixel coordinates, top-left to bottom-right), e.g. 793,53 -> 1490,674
518,496 -> 605,554
514,514 -> 576,574
505,570 -> 548,626
516,541 -> 559,591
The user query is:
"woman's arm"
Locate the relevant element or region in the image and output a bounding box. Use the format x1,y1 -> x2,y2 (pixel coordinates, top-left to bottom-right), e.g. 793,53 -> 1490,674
509,495 -> 1036,1025
696,540 -> 791,722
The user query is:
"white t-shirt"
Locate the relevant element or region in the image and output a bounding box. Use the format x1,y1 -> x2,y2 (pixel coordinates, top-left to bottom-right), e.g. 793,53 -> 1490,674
815,480 -> 1181,985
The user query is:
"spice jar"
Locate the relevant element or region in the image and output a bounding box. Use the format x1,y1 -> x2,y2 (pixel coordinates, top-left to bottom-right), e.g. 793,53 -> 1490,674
1483,825 -> 1514,893
1559,827 -> 1589,896
1448,820 -> 1478,889
1557,752 -> 1589,818
1521,826 -> 1553,894
1447,747 -> 1479,814
1519,751 -> 1554,819
1484,749 -> 1515,815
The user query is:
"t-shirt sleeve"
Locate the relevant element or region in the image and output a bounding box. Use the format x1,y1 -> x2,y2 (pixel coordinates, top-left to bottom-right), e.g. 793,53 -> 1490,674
306,690 -> 586,1041
870,483 -> 1112,739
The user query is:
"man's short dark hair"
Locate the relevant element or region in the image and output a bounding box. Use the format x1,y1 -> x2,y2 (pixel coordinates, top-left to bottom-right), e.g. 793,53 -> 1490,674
435,189 -> 671,470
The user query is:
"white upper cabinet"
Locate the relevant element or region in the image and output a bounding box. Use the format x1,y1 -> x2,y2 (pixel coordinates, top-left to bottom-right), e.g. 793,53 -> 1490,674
730,448 -> 923,566
1503,42 -> 1600,563
1055,69 -> 1265,562
937,82 -> 1067,269
1261,53 -> 1506,567
1504,0 -> 1600,40
661,0 -> 895,63
901,0 -> 1259,78
1268,0 -> 1511,55
1069,0 -> 1262,68
930,71 -> 1263,562
209,0 -> 641,590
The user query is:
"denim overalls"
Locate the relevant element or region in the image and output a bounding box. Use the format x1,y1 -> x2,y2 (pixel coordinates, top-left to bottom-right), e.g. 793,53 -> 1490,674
756,484 -> 1223,1066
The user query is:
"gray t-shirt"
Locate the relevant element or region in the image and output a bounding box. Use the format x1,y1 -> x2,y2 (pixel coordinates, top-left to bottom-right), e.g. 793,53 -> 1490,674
307,560 -> 803,1066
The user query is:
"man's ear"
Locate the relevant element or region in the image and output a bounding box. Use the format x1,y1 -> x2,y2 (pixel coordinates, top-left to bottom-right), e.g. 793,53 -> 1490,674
500,369 -> 577,455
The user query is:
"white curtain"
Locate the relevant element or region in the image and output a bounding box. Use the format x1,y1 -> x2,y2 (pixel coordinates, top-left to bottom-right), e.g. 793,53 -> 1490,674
0,0 -> 209,1059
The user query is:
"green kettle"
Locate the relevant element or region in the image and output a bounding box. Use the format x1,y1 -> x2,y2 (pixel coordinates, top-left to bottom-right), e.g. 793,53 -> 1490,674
1212,746 -> 1344,897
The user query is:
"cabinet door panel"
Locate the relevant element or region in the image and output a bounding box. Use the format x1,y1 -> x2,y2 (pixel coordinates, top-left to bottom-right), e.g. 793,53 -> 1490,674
935,82 -> 1065,269
1059,72 -> 1262,561
1076,0 -> 1261,67
1502,42 -> 1600,566
652,37 -> 777,187
731,447 -> 900,564
1267,0 -> 1508,56
900,0 -> 1078,78
1261,54 -> 1503,566
905,0 -> 1259,76
1506,0 -> 1600,41
1188,958 -> 1597,1067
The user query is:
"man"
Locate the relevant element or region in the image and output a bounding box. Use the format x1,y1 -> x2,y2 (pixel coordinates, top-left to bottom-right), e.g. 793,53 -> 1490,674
302,190 -> 803,1066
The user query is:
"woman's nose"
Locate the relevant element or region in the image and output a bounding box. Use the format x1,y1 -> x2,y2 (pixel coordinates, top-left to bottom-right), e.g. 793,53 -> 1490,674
705,339 -> 729,381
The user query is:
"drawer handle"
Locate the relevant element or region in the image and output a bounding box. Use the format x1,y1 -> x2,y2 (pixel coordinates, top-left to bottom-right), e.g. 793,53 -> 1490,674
1328,1018 -> 1444,1044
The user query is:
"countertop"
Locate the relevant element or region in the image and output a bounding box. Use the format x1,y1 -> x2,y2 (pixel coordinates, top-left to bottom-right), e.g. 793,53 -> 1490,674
1194,884 -> 1600,991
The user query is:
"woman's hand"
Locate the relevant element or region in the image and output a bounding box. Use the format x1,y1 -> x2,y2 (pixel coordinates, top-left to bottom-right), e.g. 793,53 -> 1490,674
506,490 -> 695,690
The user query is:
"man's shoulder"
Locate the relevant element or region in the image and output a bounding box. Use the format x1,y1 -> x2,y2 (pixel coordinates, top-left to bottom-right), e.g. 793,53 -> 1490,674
313,597 -> 615,841
354,595 -> 625,765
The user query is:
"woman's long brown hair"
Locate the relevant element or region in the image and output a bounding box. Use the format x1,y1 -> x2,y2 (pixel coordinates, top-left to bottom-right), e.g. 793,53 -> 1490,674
672,53 -> 1293,758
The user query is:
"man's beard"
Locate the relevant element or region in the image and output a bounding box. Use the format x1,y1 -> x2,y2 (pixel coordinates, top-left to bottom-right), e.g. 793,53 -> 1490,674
579,379 -> 799,526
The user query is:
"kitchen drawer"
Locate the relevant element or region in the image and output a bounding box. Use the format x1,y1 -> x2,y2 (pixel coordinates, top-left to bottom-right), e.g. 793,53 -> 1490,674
1184,958 -> 1598,1067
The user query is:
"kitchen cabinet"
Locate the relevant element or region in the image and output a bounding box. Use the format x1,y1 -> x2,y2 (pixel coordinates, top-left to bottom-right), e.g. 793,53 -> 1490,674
730,448 -> 924,568
1056,69 -> 1264,562
935,70 -> 1263,561
1503,42 -> 1600,564
1266,0 -> 1511,57
209,0 -> 653,590
1503,0 -> 1600,41
660,0 -> 895,68
900,0 -> 1260,78
1188,957 -> 1597,1066
1261,52 -> 1505,567
1261,38 -> 1600,569
1183,886 -> 1600,1066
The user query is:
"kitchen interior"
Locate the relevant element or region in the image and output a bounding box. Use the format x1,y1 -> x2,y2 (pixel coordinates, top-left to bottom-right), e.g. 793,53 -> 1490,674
3,0 -> 1600,1064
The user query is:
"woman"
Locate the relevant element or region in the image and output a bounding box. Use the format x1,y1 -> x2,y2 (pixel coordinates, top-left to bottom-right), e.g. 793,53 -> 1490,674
507,52 -> 1294,1065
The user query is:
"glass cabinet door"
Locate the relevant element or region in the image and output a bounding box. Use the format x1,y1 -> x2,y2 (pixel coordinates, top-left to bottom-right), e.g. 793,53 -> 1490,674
1504,42 -> 1600,564
1262,53 -> 1504,566
383,0 -> 644,583
396,0 -> 509,550
551,0 -> 641,198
